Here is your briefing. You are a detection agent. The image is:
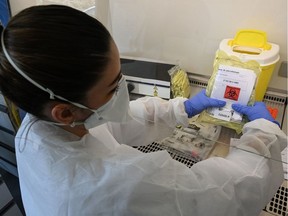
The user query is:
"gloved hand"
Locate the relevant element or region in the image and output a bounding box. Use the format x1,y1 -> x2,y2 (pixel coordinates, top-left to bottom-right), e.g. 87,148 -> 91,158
184,89 -> 226,118
232,102 -> 279,126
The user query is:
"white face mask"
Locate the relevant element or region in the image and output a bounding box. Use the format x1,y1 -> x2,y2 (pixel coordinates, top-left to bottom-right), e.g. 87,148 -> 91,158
80,76 -> 133,129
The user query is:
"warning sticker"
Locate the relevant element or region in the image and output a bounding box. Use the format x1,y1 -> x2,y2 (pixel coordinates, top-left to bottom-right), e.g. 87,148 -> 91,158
224,86 -> 240,101
209,65 -> 257,122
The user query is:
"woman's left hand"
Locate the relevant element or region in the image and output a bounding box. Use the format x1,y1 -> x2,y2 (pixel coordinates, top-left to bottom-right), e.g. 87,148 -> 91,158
184,89 -> 226,118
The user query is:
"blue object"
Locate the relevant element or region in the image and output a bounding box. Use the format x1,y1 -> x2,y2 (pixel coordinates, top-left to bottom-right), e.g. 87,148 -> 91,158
232,102 -> 279,126
184,89 -> 226,118
0,0 -> 11,27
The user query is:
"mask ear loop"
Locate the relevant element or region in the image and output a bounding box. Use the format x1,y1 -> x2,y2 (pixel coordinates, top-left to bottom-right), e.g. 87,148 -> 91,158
1,29 -> 57,100
2,28 -> 99,128
1,28 -> 93,110
70,121 -> 76,127
1,28 -> 106,128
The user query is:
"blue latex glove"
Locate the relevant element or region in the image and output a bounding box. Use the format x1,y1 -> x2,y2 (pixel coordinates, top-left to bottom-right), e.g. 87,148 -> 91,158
232,102 -> 279,126
184,89 -> 226,118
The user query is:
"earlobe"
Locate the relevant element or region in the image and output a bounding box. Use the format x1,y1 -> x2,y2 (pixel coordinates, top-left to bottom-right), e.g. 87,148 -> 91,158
51,104 -> 75,125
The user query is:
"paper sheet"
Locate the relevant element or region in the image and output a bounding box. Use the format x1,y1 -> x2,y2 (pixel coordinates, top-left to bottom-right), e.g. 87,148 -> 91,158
208,65 -> 257,122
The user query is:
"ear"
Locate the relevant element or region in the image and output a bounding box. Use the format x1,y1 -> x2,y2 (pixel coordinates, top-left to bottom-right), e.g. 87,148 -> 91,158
50,103 -> 76,125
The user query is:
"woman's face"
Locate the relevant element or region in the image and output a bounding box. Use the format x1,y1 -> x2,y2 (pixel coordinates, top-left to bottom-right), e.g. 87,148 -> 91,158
84,40 -> 122,110
48,40 -> 122,136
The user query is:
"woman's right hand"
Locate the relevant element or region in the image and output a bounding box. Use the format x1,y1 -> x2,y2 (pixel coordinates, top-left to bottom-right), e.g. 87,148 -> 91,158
232,102 -> 279,126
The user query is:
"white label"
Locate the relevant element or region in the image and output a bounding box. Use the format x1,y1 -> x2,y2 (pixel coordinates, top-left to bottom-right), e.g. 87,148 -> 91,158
209,65 -> 256,122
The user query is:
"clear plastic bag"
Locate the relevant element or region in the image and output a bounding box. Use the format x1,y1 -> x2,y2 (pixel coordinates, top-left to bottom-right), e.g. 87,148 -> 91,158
197,50 -> 261,134
159,116 -> 222,160
168,65 -> 190,98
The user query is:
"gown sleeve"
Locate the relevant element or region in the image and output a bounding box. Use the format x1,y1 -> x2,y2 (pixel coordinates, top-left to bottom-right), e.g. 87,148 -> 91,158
16,114 -> 287,216
107,96 -> 189,146
104,95 -> 287,216
108,119 -> 287,216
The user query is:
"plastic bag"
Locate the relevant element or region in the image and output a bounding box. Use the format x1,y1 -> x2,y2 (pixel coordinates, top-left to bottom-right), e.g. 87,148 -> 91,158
159,115 -> 221,160
197,50 -> 261,134
168,65 -> 190,98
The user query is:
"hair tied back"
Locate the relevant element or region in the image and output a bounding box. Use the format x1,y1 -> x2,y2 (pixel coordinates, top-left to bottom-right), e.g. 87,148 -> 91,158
0,25 -> 3,52
0,22 -> 3,40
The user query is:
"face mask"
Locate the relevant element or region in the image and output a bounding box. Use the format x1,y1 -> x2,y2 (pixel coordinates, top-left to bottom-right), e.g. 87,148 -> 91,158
80,76 -> 133,129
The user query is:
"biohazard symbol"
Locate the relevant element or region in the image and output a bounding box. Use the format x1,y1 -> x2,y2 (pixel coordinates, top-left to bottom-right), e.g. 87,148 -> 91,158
224,86 -> 240,101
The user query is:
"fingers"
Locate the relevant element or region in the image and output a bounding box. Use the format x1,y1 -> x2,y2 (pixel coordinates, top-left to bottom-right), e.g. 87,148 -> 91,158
231,104 -> 249,114
198,89 -> 226,107
208,98 -> 226,107
254,102 -> 266,107
199,89 -> 206,95
232,102 -> 266,114
232,102 -> 279,125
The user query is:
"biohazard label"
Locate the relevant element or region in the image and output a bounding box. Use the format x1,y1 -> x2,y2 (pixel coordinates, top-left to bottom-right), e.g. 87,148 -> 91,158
224,86 -> 240,101
209,65 -> 257,122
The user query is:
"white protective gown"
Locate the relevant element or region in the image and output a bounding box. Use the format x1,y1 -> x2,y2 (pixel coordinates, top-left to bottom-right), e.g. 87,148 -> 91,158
15,97 -> 287,216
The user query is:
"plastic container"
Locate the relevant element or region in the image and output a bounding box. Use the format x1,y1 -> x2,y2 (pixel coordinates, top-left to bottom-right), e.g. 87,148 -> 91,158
219,29 -> 280,101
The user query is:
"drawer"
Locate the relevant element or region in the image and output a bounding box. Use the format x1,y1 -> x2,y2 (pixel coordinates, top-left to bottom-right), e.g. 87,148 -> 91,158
0,130 -> 15,149
126,80 -> 170,99
3,203 -> 23,216
0,147 -> 16,165
0,160 -> 18,177
0,110 -> 15,132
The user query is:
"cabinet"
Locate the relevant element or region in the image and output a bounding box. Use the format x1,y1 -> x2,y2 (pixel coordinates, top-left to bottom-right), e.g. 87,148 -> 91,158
0,93 -> 18,177
0,177 -> 23,216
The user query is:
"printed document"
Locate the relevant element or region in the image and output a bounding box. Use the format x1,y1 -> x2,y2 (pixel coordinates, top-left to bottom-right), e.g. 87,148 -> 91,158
207,65 -> 257,122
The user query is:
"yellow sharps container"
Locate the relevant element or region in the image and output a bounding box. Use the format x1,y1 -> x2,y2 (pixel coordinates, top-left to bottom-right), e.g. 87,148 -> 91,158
219,29 -> 280,101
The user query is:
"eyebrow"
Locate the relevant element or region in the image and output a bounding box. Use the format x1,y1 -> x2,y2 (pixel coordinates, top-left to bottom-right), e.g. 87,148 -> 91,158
108,70 -> 122,87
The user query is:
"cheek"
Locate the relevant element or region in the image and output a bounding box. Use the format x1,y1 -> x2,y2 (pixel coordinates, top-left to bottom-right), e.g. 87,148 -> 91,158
76,108 -> 93,121
86,92 -> 113,110
100,93 -> 115,107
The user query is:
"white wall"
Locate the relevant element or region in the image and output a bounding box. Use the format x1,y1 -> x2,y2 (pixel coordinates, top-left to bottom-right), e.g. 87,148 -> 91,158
110,0 -> 287,92
9,0 -> 287,92
9,0 -> 36,15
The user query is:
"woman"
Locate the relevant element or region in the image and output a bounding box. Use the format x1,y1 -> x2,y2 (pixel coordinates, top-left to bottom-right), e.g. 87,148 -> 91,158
0,5 -> 286,216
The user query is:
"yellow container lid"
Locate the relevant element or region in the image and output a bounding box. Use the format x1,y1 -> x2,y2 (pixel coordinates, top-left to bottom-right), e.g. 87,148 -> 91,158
219,29 -> 280,66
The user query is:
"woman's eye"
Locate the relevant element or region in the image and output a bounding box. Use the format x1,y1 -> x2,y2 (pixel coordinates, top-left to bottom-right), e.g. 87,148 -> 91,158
109,74 -> 123,94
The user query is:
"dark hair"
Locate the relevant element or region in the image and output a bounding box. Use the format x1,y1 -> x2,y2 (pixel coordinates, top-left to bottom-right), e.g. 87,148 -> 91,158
0,5 -> 113,119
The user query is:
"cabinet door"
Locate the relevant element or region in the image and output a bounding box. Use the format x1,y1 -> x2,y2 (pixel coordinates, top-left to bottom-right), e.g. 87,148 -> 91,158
0,181 -> 23,216
0,182 -> 13,210
0,130 -> 15,149
0,107 -> 15,133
